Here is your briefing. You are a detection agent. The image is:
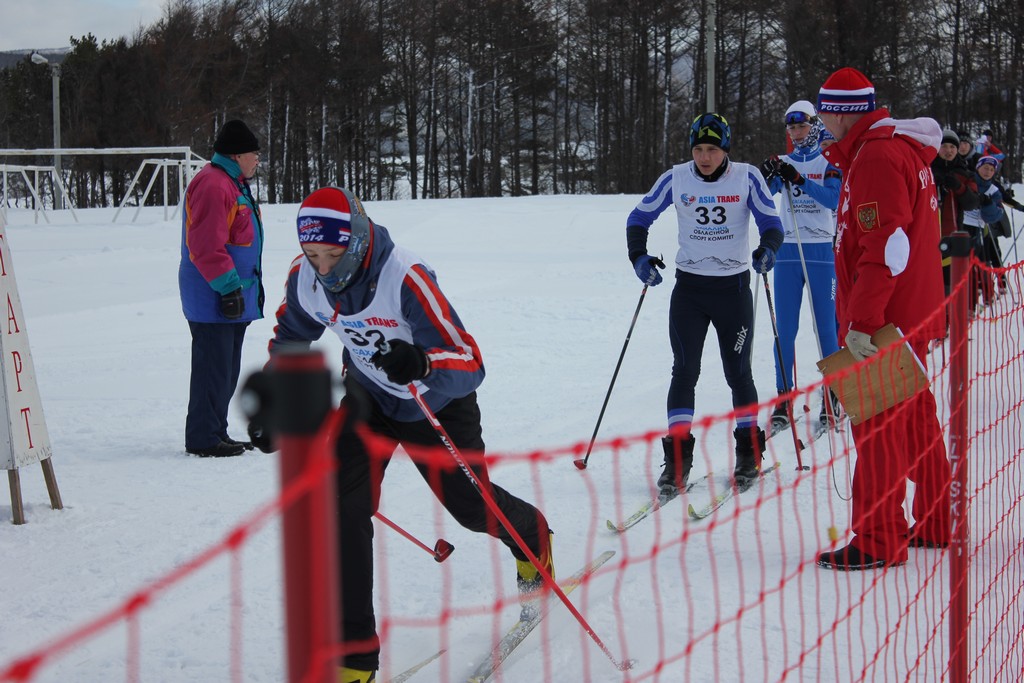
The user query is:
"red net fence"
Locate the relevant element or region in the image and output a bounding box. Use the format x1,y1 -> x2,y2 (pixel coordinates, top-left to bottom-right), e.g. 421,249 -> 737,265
3,254 -> 1023,683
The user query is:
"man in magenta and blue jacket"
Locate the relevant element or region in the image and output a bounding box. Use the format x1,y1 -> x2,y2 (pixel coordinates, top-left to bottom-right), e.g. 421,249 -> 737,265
179,119 -> 264,457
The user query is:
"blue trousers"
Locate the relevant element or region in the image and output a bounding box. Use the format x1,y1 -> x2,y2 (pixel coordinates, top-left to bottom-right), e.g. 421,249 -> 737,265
185,321 -> 249,450
771,242 -> 839,392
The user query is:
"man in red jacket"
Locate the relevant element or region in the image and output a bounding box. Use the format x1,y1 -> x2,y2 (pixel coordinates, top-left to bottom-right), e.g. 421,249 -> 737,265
815,67 -> 951,570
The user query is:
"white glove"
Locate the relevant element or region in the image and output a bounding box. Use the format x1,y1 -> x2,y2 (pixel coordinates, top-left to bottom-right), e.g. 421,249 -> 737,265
845,329 -> 878,361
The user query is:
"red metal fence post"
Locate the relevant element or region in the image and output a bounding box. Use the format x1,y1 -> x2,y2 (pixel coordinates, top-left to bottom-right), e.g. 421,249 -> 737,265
945,231 -> 972,683
271,352 -> 338,683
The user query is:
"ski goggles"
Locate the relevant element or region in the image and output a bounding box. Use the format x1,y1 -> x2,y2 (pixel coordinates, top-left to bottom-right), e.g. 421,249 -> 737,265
785,111 -> 811,125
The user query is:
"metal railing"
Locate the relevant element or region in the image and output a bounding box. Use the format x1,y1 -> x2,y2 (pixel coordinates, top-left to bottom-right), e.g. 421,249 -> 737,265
0,147 -> 204,223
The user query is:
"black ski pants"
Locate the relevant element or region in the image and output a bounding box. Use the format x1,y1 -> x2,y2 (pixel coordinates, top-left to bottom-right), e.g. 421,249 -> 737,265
667,270 -> 758,419
335,391 -> 548,671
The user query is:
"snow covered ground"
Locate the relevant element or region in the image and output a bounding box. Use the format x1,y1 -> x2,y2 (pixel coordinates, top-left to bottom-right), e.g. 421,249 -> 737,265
1,191 -> 1021,682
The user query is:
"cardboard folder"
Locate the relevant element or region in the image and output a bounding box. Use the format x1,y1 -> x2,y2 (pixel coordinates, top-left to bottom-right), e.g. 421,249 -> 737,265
815,324 -> 929,425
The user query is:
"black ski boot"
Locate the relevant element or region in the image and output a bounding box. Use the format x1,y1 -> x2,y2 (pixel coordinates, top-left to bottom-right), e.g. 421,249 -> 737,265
769,393 -> 790,436
733,426 -> 765,489
658,433 -> 695,496
819,387 -> 842,429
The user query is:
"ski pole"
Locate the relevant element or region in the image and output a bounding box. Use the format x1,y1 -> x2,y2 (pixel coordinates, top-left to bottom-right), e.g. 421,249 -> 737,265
782,180 -> 846,467
374,512 -> 454,562
782,181 -> 839,425
781,182 -> 821,411
1011,208 -> 1020,264
399,379 -> 633,672
575,283 -> 651,470
760,272 -> 808,469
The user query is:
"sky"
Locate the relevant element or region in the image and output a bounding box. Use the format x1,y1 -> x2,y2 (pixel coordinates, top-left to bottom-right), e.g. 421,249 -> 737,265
0,0 -> 164,52
0,193 -> 1020,682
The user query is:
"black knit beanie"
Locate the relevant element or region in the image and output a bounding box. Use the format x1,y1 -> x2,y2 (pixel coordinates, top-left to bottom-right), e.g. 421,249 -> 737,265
940,128 -> 960,147
214,120 -> 259,155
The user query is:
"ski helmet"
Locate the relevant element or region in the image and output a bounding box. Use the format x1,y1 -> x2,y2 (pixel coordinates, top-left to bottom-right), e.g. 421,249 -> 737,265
689,112 -> 731,151
296,187 -> 373,293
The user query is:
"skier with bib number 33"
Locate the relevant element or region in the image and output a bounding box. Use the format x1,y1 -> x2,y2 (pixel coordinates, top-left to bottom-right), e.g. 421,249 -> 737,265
247,187 -> 553,683
624,113 -> 784,497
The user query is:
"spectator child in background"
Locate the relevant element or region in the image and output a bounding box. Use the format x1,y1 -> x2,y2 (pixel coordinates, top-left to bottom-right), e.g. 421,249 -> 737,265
964,156 -> 1005,307
974,129 -> 1005,161
956,130 -> 978,169
932,128 -> 980,295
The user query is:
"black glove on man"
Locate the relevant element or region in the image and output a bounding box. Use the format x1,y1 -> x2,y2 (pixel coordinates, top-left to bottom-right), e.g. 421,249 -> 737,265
247,419 -> 274,453
371,339 -> 430,385
760,156 -> 782,181
778,161 -> 804,185
220,287 -> 245,319
979,193 -> 994,206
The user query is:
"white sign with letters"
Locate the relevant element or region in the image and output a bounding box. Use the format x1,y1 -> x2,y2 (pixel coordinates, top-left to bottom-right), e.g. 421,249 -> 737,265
0,213 -> 52,470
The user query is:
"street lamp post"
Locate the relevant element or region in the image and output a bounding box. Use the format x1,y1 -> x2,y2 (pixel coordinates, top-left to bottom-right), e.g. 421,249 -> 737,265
30,51 -> 63,210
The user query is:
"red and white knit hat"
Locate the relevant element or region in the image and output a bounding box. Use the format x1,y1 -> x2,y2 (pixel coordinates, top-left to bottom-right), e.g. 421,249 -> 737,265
295,187 -> 373,292
817,67 -> 876,114
296,187 -> 367,247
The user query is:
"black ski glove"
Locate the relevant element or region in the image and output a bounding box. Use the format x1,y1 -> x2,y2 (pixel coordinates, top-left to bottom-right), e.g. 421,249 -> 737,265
760,156 -> 782,181
940,174 -> 961,191
220,287 -> 245,320
778,161 -> 804,185
371,339 -> 430,385
979,193 -> 994,206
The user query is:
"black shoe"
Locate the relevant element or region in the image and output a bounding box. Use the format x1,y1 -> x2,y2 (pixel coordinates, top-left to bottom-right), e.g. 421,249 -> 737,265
223,437 -> 255,451
733,426 -> 764,488
819,388 -> 843,427
769,400 -> 790,435
657,434 -> 695,494
907,525 -> 950,549
817,543 -> 905,571
187,440 -> 246,458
